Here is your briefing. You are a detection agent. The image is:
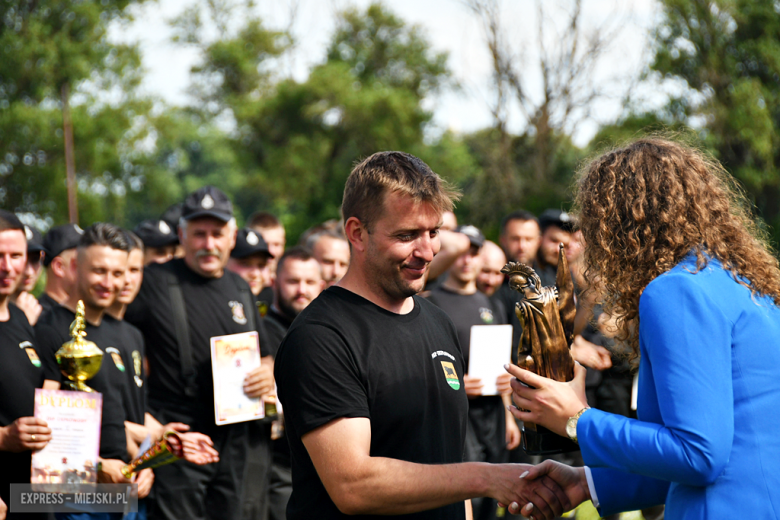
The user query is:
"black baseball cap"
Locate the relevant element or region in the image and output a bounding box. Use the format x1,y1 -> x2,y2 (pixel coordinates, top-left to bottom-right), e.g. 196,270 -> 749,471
455,224 -> 485,249
182,186 -> 233,223
134,219 -> 179,248
42,223 -> 84,267
24,225 -> 45,253
231,228 -> 273,259
538,209 -> 575,233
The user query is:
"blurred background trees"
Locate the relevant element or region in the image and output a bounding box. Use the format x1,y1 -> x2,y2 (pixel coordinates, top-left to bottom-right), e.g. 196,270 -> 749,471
2,0 -> 780,246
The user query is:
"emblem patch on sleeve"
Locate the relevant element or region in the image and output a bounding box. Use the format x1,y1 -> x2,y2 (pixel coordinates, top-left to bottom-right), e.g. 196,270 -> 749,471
106,347 -> 125,372
20,341 -> 41,368
440,361 -> 460,390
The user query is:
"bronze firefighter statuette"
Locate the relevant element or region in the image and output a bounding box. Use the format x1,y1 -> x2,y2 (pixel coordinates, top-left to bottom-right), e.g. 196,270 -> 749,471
501,243 -> 578,454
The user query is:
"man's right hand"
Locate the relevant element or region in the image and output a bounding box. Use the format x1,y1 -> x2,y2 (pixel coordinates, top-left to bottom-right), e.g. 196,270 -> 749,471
0,496 -> 7,520
521,460 -> 591,512
97,458 -> 132,484
489,464 -> 572,520
0,417 -> 51,452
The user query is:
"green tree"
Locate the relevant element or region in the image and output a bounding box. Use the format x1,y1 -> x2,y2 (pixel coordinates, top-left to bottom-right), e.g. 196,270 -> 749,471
650,0 -> 780,241
0,0 -> 179,227
184,2 -> 468,241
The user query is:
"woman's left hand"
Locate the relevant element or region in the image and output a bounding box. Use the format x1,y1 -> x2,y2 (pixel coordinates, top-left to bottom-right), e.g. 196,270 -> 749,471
505,362 -> 589,437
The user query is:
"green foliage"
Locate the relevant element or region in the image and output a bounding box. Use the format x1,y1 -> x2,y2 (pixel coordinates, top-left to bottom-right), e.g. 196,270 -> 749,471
651,0 -> 780,242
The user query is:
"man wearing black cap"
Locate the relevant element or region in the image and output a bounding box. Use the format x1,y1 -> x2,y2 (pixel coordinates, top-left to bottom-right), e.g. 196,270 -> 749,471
227,228 -> 273,301
125,186 -> 275,520
11,225 -> 45,325
39,223 -> 83,314
0,210 -> 51,519
425,225 -> 520,520
535,209 -> 575,287
134,219 -> 180,265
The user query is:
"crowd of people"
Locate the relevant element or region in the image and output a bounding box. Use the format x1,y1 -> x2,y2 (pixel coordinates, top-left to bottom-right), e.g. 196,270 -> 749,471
0,166 -> 631,520
2,140 -> 778,520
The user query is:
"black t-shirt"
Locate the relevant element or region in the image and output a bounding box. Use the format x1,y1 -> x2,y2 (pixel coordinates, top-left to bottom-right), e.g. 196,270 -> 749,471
103,316 -> 146,425
0,304 -> 45,503
38,292 -> 60,315
124,259 -> 269,430
35,306 -> 129,461
275,286 -> 469,520
426,287 -> 509,464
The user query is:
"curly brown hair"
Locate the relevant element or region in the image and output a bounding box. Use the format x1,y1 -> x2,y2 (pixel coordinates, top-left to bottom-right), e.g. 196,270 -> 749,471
574,138 -> 780,360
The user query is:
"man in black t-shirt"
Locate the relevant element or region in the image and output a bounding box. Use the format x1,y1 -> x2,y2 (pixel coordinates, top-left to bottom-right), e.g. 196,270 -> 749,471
36,223 -> 140,489
275,152 -> 569,520
125,186 -> 275,520
426,225 -> 520,520
0,211 -> 51,518
263,247 -> 324,520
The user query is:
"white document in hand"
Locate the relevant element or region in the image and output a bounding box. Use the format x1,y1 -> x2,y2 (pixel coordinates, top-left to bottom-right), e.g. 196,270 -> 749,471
467,324 -> 513,396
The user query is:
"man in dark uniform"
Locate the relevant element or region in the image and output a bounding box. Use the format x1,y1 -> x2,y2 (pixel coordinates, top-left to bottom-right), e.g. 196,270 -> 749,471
39,223 -> 83,313
35,223 -> 137,486
274,152 -> 569,520
426,225 -> 520,520
125,186 -> 275,520
262,247 -> 324,520
226,228 -> 273,308
0,211 -> 51,519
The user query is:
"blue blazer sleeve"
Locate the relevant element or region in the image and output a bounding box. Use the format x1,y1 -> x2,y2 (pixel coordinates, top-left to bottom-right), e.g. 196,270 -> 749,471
578,273 -> 734,511
590,468 -> 669,516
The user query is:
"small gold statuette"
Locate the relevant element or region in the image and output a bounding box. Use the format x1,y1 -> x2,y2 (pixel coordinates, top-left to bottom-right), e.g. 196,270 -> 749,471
55,301 -> 104,393
502,244 -> 578,455
121,431 -> 183,479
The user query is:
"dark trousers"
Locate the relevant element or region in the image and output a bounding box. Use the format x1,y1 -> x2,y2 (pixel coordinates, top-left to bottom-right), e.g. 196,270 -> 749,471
147,410 -> 255,520
241,421 -> 272,520
266,463 -> 292,520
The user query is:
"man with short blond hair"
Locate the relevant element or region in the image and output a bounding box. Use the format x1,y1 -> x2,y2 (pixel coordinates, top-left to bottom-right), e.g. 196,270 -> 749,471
275,152 -> 568,520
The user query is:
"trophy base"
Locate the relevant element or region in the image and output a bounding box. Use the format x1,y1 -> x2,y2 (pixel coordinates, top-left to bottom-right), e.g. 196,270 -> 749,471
521,424 -> 579,455
62,380 -> 97,393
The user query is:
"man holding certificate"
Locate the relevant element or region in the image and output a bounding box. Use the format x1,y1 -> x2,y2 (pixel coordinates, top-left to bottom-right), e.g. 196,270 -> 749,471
275,152 -> 570,520
125,186 -> 274,520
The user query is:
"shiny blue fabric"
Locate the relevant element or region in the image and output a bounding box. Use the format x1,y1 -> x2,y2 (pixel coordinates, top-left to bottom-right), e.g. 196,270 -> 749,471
579,255 -> 780,518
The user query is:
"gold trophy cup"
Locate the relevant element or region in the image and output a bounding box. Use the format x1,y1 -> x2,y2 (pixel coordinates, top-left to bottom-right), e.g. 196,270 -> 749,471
55,301 -> 104,392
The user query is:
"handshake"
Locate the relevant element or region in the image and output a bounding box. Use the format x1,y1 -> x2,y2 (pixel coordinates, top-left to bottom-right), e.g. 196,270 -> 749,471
491,460 -> 591,519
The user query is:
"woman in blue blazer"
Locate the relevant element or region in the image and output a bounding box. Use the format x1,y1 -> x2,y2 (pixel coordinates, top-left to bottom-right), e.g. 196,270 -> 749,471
506,138 -> 780,519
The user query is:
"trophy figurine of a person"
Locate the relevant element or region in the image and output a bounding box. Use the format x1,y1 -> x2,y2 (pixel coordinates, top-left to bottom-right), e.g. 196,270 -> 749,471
501,244 -> 578,454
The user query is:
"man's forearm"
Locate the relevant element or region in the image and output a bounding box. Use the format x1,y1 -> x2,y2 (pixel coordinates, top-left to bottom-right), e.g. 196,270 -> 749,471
325,459 -> 493,515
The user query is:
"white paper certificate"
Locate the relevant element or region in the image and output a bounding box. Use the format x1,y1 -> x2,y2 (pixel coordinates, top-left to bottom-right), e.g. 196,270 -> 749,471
31,389 -> 102,489
467,324 -> 513,395
210,331 -> 265,425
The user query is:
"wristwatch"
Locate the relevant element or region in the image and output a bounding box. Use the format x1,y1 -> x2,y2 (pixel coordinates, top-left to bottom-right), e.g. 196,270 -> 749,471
565,407 -> 590,444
